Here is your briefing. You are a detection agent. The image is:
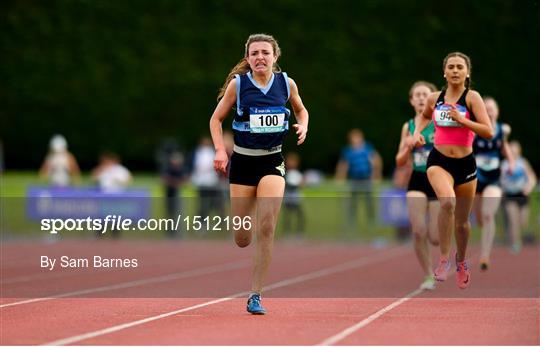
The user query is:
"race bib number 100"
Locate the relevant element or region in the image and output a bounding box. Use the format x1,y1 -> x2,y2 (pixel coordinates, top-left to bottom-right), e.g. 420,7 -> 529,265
249,107 -> 286,133
434,104 -> 467,127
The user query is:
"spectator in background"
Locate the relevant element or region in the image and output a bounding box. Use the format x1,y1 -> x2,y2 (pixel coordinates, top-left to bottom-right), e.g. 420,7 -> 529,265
92,152 -> 132,193
283,152 -> 305,237
91,152 -> 132,238
335,128 -> 382,229
161,150 -> 187,238
156,138 -> 181,176
501,140 -> 537,251
39,134 -> 81,187
392,161 -> 413,243
156,138 -> 187,236
191,136 -> 222,220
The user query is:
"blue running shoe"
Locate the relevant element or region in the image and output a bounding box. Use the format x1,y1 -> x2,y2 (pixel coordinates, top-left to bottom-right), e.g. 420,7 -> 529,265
246,294 -> 266,315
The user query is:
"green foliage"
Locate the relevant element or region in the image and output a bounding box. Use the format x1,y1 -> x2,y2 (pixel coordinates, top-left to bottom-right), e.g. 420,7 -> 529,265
1,0 -> 539,173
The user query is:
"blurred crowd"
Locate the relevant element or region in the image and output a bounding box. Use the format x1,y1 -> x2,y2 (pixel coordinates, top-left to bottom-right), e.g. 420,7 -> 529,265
15,123 -> 535,245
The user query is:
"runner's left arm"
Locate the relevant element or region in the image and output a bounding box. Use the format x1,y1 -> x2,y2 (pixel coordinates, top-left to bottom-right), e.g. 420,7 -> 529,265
288,78 -> 309,145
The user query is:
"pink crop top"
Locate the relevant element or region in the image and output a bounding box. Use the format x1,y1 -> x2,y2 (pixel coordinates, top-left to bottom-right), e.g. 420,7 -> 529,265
433,89 -> 475,147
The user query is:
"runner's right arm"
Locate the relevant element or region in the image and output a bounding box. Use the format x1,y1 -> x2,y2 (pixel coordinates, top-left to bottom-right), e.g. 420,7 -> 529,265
395,122 -> 413,167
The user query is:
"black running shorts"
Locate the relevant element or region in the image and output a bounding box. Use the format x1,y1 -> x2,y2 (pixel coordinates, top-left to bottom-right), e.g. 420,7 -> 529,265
426,147 -> 477,186
229,152 -> 285,186
408,170 -> 437,199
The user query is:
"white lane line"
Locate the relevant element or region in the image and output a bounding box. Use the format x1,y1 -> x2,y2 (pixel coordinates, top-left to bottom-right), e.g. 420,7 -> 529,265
3,270 -> 99,285
1,244 -> 352,308
317,252 -> 476,346
0,246 -> 294,284
0,259 -> 251,308
43,246 -> 409,346
1,255 -> 222,284
264,247 -> 407,292
42,296 -> 248,346
317,288 -> 423,346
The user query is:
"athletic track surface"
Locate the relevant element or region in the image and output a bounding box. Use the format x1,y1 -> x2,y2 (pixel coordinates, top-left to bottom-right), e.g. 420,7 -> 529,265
1,239 -> 538,345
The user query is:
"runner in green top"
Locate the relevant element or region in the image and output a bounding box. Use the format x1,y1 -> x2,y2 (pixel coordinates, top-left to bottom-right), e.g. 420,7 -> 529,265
409,118 -> 435,173
395,81 -> 440,291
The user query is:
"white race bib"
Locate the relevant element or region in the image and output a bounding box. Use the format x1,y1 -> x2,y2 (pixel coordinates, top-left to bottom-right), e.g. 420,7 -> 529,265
413,150 -> 429,167
434,104 -> 467,127
249,107 -> 286,134
476,155 -> 500,171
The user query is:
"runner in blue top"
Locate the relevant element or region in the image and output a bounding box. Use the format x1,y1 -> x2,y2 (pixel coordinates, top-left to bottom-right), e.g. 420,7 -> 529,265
473,96 -> 514,271
335,129 -> 383,228
210,34 -> 309,315
501,141 -> 537,253
395,81 -> 439,290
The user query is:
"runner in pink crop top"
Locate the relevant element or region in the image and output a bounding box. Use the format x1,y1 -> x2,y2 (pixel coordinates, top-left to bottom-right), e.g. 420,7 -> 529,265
433,88 -> 475,147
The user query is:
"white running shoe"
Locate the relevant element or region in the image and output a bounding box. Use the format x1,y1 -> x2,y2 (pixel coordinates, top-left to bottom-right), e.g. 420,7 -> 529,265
420,275 -> 436,290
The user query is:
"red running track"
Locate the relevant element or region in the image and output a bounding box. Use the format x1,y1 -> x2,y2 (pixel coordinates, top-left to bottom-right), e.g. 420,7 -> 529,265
0,239 -> 538,345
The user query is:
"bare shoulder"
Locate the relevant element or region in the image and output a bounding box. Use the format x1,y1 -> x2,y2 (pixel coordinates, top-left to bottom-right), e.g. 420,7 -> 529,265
402,121 -> 409,133
465,90 -> 484,112
287,77 -> 298,89
222,78 -> 237,99
227,78 -> 237,89
467,89 -> 483,102
287,77 -> 301,98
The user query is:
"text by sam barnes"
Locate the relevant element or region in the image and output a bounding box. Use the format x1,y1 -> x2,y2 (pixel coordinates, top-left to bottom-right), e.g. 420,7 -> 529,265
41,256 -> 138,270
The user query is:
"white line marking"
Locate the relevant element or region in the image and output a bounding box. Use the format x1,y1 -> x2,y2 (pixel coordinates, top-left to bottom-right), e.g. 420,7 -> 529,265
1,255 -> 222,284
43,246 -> 408,346
3,270 -> 96,285
1,259 -> 251,308
317,252 -> 476,345
1,244 -> 347,308
264,247 -> 407,292
42,296 -> 247,346
317,288 -> 423,346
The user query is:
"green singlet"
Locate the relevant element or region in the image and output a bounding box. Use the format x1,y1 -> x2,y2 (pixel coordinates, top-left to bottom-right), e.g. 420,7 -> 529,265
408,118 -> 435,173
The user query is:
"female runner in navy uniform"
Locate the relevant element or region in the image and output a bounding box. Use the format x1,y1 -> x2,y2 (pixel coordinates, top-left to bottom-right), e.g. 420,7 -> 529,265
473,96 -> 514,271
210,34 -> 309,314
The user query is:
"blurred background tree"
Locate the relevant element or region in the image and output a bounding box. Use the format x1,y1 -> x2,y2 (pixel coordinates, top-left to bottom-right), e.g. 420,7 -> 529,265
1,0 -> 538,174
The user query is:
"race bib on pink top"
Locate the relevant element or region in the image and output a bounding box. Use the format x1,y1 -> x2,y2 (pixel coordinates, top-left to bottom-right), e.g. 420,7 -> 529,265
433,104 -> 468,127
